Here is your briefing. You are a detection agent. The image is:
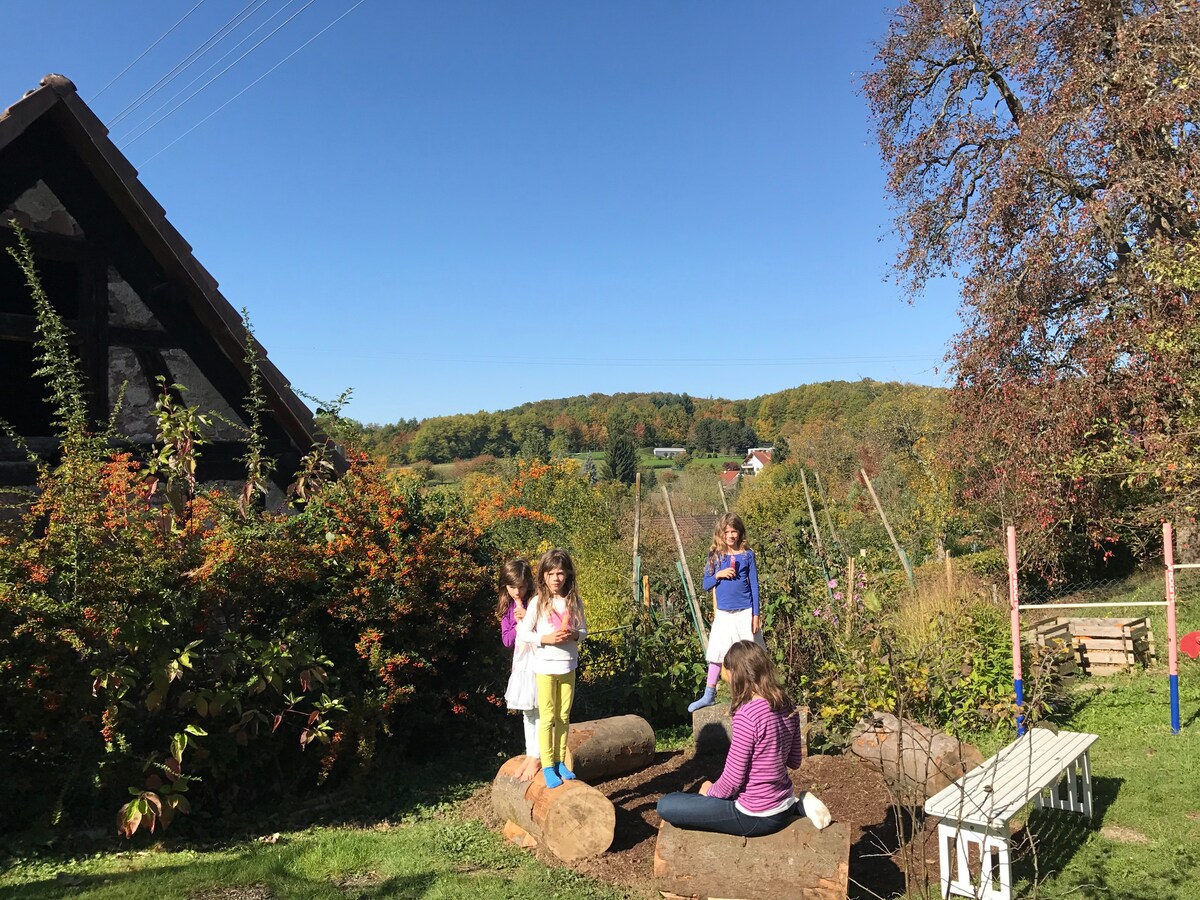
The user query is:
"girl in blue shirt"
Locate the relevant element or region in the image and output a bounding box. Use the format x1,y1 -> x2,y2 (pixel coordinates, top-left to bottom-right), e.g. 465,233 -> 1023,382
689,513 -> 766,713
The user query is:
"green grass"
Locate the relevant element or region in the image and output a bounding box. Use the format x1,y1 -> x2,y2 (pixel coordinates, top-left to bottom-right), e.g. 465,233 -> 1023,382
0,819 -> 625,900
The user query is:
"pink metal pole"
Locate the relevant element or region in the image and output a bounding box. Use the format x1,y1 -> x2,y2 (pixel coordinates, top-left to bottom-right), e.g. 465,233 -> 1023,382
1008,526 -> 1025,735
1164,522 -> 1181,734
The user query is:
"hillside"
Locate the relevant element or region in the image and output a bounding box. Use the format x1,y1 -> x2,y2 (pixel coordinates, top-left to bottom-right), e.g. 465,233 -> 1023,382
354,379 -> 947,464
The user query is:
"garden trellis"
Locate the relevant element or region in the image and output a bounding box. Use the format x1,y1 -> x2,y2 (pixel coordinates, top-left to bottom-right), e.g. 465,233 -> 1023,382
1006,525 -> 1182,737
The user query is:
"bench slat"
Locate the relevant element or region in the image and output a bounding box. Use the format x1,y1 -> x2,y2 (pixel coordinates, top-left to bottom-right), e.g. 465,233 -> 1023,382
925,730 -> 1098,826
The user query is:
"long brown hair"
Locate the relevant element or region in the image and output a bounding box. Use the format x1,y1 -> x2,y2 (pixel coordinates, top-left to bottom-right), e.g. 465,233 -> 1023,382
724,640 -> 791,715
706,512 -> 747,575
531,548 -> 584,628
496,558 -> 535,619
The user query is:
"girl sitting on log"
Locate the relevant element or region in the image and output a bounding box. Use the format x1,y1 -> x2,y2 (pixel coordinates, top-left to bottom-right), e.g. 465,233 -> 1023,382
658,640 -> 831,836
498,558 -> 541,782
518,548 -> 588,789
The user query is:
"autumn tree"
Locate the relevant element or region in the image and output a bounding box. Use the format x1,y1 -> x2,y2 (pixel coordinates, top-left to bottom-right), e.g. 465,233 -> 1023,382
866,0 -> 1200,571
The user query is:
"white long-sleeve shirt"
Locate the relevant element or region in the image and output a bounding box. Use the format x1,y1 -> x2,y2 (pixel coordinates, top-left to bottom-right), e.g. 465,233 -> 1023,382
517,594 -> 587,675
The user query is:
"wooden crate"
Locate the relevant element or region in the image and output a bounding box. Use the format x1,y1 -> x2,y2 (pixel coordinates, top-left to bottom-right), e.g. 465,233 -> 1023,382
1035,617 -> 1155,676
1029,618 -> 1079,682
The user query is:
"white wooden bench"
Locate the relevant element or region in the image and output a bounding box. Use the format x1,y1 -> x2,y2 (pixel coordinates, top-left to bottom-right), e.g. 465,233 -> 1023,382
924,728 -> 1098,900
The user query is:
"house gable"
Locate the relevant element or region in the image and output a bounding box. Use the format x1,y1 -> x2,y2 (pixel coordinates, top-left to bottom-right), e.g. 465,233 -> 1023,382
0,75 -> 330,493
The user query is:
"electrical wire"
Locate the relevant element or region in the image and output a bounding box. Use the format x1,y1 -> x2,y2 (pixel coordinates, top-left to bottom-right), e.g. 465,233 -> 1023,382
122,0 -> 326,151
137,0 -> 369,165
117,0 -> 292,142
109,0 -> 273,131
90,0 -> 210,101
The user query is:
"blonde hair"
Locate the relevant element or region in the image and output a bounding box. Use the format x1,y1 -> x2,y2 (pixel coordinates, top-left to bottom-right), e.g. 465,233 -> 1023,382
496,558 -> 535,619
724,640 -> 791,715
531,548 -> 584,628
706,512 -> 747,575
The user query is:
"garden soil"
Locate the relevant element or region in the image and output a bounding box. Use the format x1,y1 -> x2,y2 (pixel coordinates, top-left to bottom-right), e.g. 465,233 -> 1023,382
463,748 -> 941,899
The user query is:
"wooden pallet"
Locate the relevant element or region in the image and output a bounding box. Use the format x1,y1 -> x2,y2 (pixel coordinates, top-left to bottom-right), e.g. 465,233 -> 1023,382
1033,617 -> 1155,675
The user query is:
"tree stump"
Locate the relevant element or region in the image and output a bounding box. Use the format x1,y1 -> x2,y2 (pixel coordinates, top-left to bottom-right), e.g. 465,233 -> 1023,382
491,757 -> 615,861
848,711 -> 984,800
566,714 -> 655,782
654,818 -> 850,900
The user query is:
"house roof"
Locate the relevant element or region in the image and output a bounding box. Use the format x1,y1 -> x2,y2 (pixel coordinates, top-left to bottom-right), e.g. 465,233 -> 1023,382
720,470 -> 739,485
745,450 -> 772,467
0,74 -> 329,463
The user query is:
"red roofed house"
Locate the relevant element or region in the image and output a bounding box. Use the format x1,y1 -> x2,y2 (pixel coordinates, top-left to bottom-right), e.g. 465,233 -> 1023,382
740,448 -> 773,477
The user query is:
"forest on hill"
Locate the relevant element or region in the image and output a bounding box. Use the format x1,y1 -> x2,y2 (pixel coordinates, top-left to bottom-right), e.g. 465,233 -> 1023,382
352,379 -> 944,467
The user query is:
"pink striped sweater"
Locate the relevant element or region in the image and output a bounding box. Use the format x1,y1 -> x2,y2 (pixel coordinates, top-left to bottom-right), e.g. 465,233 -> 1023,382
705,697 -> 803,813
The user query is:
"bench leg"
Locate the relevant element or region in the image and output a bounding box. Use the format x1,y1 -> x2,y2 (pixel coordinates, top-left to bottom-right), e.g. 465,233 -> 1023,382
937,821 -> 1012,900
1034,751 -> 1093,817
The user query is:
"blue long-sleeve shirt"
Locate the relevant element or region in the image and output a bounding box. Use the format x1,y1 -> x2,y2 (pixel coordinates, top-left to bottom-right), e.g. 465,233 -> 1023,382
701,549 -> 760,616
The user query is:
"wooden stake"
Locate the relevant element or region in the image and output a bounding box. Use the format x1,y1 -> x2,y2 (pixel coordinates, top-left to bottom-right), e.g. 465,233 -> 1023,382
717,477 -> 729,513
663,485 -> 708,652
632,471 -> 641,606
945,551 -> 954,595
859,468 -> 913,584
800,469 -> 824,555
643,574 -> 651,611
845,556 -> 856,637
813,469 -> 841,548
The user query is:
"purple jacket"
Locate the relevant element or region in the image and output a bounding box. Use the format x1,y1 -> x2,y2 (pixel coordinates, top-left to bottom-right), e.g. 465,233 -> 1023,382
500,604 -> 518,648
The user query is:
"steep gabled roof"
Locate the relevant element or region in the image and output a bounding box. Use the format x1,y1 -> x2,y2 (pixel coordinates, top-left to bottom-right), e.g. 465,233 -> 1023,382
0,74 -> 329,467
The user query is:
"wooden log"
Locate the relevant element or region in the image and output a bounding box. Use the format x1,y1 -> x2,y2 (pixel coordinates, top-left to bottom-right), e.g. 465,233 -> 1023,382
848,711 -> 984,800
566,714 -> 655,783
491,757 -> 615,861
654,818 -> 850,900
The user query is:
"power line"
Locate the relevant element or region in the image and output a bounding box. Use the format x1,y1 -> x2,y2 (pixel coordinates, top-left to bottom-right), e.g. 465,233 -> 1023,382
137,0 -> 372,167
118,0 -> 291,142
90,0 -> 210,101
109,0 -> 273,131
122,0 -> 323,151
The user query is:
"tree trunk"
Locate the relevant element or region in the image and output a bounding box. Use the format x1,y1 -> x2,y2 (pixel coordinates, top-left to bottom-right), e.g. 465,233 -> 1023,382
848,711 -> 984,800
566,714 -> 655,782
491,757 -> 615,861
654,819 -> 850,900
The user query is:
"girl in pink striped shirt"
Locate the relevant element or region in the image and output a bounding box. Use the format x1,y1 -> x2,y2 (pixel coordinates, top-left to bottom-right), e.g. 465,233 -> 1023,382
657,641 -> 831,836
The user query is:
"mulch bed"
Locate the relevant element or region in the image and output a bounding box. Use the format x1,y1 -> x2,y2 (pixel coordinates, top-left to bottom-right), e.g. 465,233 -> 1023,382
463,747 -> 942,899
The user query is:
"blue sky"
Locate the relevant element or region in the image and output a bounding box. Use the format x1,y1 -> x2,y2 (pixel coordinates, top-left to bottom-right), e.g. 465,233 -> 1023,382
2,2 -> 961,424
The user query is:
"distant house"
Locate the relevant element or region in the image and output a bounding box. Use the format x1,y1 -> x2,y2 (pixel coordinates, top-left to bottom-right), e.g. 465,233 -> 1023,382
0,74 -> 336,500
653,447 -> 687,459
740,448 -> 773,477
719,469 -> 740,487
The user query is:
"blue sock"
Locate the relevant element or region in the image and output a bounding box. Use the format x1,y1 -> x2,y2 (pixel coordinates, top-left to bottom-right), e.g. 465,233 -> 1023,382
542,766 -> 563,789
556,761 -> 576,781
688,685 -> 717,713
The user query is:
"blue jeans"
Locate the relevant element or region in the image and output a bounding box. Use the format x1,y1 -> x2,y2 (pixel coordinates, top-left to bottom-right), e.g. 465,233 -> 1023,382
656,792 -> 795,837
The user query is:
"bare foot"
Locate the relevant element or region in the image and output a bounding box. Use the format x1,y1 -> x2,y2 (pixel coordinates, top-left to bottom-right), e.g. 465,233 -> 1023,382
517,755 -> 540,782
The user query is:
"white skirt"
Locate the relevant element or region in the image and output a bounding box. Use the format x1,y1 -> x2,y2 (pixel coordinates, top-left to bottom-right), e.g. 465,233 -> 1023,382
504,643 -> 538,711
706,607 -> 765,664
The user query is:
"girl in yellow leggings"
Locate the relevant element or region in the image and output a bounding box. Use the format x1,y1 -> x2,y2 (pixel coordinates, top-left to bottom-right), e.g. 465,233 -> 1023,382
517,548 -> 587,788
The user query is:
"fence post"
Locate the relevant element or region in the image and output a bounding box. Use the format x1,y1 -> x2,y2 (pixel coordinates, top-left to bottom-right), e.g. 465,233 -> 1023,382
1008,526 -> 1025,737
1163,522 -> 1181,735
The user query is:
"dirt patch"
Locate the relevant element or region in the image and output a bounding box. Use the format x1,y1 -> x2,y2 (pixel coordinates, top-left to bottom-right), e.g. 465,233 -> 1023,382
465,749 -> 941,899
1100,823 -> 1151,844
188,886 -> 273,900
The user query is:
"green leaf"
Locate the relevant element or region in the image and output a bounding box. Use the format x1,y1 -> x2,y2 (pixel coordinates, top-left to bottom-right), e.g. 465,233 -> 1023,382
184,724 -> 207,737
